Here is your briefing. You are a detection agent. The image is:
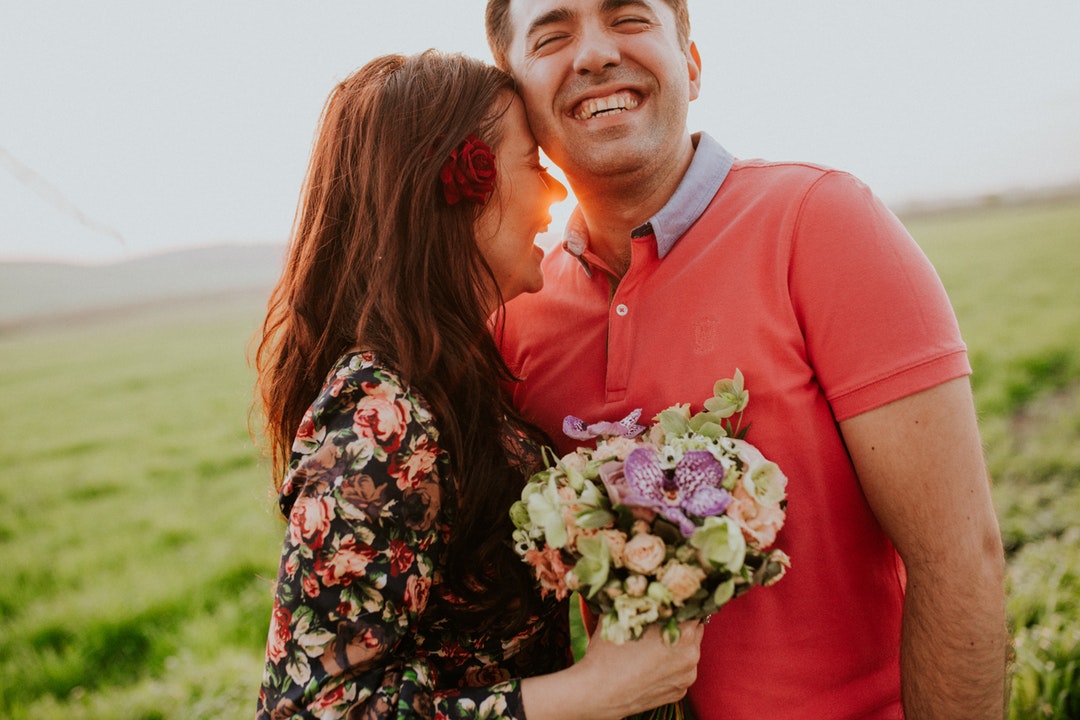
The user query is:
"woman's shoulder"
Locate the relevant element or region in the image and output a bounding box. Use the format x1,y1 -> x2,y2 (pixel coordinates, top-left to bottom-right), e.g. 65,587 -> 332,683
307,351 -> 437,436
281,350 -> 447,526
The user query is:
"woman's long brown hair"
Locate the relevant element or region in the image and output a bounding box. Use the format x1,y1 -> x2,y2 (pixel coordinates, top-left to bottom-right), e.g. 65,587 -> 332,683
254,51 -> 547,633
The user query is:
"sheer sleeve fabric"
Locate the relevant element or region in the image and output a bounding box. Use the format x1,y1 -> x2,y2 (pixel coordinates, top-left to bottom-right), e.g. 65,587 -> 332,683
256,355 -> 526,720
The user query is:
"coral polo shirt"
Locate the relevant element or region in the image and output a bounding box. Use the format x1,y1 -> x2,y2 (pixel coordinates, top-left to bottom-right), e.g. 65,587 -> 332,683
497,133 -> 970,720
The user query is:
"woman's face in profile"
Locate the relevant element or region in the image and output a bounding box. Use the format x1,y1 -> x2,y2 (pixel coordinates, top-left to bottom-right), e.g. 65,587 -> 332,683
474,94 -> 567,308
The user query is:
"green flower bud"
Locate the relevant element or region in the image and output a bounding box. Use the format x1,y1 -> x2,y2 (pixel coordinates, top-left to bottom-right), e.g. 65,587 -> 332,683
509,500 -> 530,529
689,515 -> 747,573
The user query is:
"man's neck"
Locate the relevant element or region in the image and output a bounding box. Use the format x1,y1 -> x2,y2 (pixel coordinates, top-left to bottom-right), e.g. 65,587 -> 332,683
567,134 -> 696,278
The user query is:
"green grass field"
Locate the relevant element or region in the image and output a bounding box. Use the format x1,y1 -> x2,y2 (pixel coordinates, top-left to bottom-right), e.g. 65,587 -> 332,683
1,197 -> 1078,719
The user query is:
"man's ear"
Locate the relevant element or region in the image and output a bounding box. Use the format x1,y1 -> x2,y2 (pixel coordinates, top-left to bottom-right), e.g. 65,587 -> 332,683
687,41 -> 702,102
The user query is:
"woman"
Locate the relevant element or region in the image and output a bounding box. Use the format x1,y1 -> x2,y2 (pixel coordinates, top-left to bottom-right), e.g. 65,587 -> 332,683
254,50 -> 702,720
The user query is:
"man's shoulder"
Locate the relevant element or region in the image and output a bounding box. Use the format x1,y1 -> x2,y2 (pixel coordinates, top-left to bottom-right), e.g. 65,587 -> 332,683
719,157 -> 875,213
728,157 -> 846,187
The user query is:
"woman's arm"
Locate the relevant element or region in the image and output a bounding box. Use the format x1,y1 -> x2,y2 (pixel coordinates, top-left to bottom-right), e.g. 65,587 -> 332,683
257,359 -> 530,719
257,357 -> 704,720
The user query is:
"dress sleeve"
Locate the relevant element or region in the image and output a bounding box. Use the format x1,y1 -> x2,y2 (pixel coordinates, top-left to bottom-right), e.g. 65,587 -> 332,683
256,360 -> 526,720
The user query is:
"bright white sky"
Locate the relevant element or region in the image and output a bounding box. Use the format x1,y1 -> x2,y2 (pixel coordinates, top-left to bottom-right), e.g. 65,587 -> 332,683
2,0 -> 1078,263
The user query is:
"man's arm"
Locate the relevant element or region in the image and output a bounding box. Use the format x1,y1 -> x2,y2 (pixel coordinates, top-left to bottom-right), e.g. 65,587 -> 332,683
839,376 -> 1009,719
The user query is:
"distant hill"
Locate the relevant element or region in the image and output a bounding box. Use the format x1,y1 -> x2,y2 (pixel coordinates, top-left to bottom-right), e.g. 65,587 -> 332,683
0,243 -> 286,327
5,185 -> 1078,330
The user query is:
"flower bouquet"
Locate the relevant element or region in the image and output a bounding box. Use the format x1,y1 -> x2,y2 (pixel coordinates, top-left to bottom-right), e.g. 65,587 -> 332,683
511,371 -> 791,649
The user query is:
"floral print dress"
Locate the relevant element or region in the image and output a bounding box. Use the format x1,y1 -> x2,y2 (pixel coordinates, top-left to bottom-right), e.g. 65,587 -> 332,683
256,351 -> 569,720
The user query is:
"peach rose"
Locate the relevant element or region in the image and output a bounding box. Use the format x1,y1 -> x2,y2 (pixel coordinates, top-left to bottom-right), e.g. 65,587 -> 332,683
625,574 -> 648,597
623,533 -> 666,575
564,523 -> 584,552
603,529 -> 627,568
558,484 -> 582,527
658,561 -> 707,605
728,483 -> 785,548
594,435 -> 641,462
559,451 -> 588,476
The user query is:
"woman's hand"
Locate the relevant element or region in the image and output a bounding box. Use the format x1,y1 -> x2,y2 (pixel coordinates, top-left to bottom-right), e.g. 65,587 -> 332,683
521,620 -> 704,720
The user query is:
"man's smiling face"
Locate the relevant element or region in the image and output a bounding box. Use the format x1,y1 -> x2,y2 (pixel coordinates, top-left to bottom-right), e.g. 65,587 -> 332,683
503,0 -> 700,187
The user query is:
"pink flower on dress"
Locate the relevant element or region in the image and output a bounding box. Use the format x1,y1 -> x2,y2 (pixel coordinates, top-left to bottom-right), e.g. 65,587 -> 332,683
267,600 -> 292,664
302,571 -> 321,599
296,411 -> 318,441
314,535 -> 378,587
310,683 -> 347,715
403,575 -> 432,613
327,374 -> 347,398
390,434 -> 440,490
388,539 -> 415,577
353,386 -> 410,453
289,494 -> 335,550
284,551 -> 299,578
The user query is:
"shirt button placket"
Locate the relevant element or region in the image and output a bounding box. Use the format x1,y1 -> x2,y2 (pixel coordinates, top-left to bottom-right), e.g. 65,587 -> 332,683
607,301 -> 631,400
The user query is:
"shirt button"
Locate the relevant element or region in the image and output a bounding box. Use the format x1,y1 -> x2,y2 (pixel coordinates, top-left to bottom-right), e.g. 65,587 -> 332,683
615,303 -> 629,316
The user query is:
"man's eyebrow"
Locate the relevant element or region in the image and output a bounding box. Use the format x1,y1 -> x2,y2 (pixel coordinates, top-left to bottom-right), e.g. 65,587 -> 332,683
601,0 -> 652,12
524,0 -> 656,44
525,7 -> 576,42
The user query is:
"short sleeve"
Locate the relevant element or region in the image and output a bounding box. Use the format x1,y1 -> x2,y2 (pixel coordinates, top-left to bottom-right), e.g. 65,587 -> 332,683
788,171 -> 971,421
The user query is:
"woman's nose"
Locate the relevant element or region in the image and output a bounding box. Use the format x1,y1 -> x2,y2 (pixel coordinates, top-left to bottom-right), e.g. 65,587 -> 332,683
542,171 -> 569,204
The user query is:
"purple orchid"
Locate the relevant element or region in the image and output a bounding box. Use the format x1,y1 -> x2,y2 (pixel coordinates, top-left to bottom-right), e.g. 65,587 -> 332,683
563,408 -> 647,441
622,448 -> 731,536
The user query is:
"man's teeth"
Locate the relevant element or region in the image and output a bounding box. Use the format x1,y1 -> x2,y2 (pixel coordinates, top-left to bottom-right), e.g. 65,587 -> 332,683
574,92 -> 640,120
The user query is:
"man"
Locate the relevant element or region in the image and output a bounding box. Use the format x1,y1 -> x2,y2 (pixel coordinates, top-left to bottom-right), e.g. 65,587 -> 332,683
485,1 -> 1009,718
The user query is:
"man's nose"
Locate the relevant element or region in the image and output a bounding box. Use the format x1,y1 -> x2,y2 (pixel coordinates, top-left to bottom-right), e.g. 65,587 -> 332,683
573,22 -> 621,75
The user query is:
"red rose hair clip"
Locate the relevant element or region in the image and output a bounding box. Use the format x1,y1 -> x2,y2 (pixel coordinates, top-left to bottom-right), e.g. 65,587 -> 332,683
440,134 -> 497,206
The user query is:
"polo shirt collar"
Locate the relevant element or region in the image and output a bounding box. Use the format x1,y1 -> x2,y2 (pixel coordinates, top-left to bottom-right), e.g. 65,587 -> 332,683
562,132 -> 734,275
